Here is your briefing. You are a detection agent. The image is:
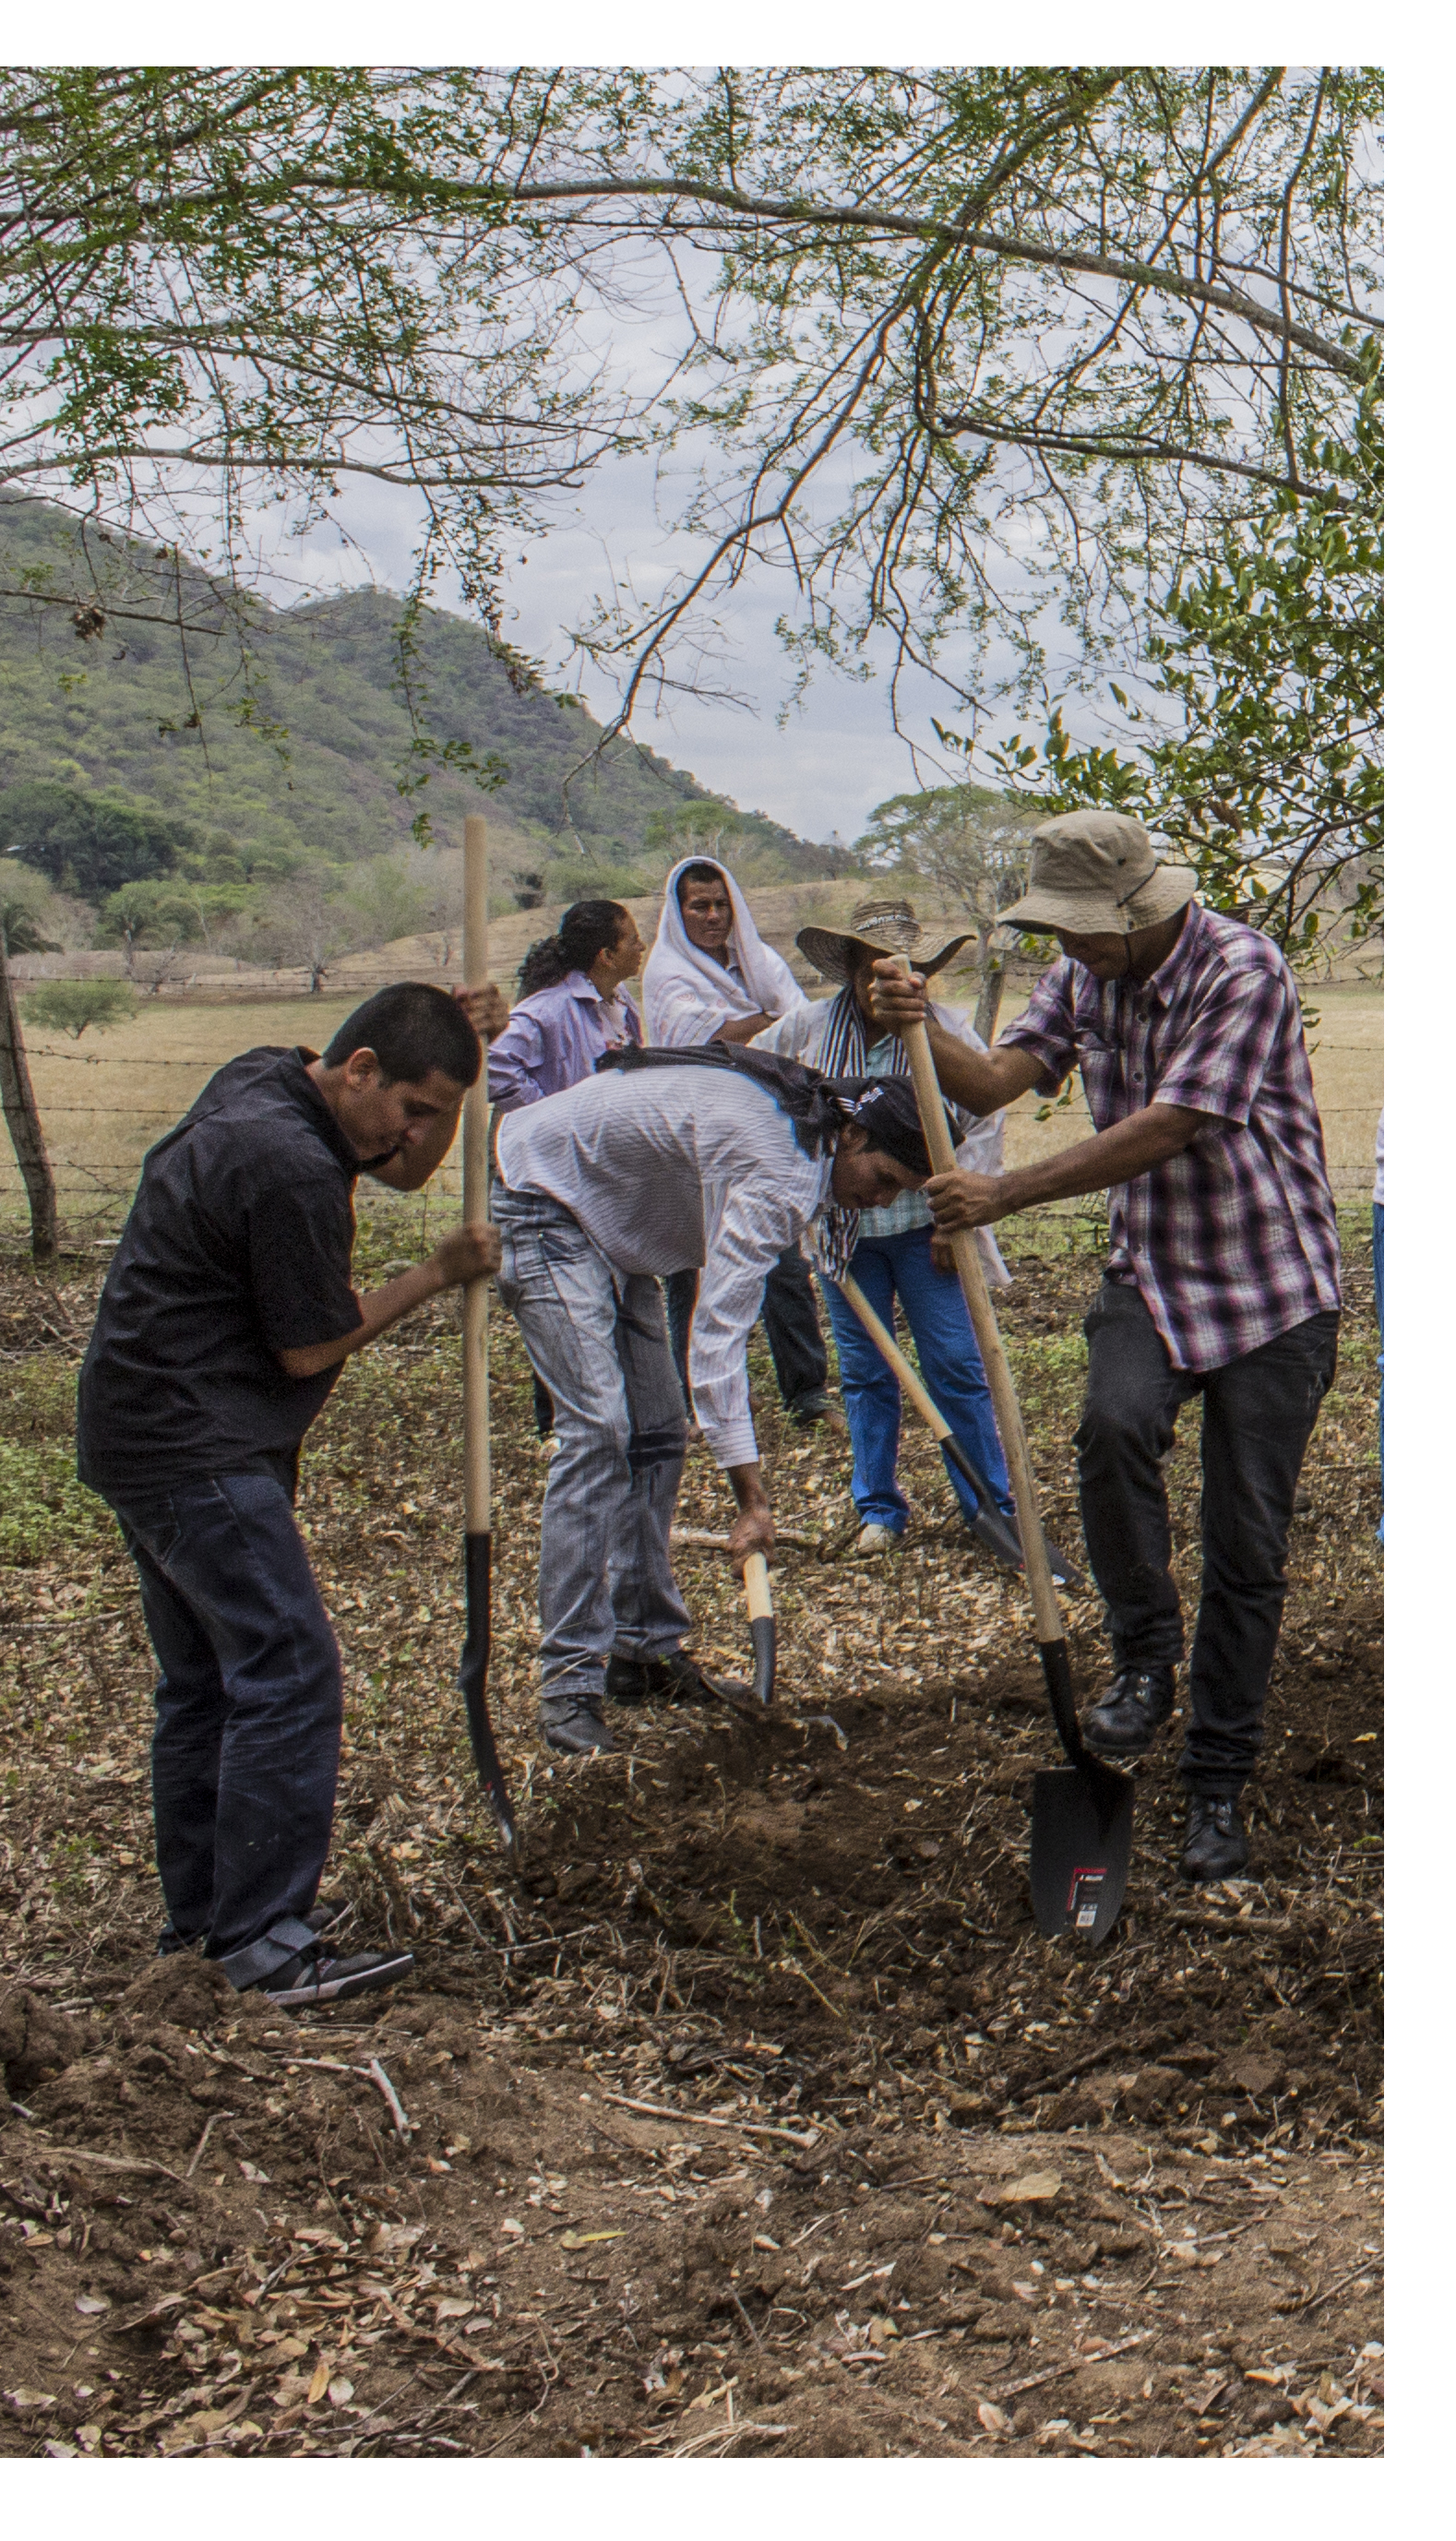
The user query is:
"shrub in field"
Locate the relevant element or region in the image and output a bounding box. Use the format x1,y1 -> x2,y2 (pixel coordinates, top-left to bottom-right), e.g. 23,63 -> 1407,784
22,980 -> 138,1038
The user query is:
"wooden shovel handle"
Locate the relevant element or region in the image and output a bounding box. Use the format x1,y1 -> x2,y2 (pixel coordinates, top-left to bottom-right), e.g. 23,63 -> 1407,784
461,814 -> 492,1535
743,1550 -> 773,1620
893,963 -> 1065,1646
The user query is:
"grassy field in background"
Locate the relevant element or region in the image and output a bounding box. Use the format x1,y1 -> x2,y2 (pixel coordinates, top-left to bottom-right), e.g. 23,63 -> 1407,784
1,978 -> 1382,1249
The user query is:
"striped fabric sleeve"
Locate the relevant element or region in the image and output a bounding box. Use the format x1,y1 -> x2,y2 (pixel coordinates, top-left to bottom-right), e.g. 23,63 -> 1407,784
689,1168 -> 823,1466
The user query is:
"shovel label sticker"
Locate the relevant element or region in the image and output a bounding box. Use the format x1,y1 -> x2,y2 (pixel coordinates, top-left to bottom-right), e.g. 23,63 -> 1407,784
1067,1867 -> 1105,1930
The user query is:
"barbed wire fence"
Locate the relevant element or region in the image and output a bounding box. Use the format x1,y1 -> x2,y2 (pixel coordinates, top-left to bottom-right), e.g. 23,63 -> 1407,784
0,1029 -> 1384,1262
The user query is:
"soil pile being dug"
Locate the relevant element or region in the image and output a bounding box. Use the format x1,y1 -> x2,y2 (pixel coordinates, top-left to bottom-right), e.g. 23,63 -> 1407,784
0,1233 -> 1383,2457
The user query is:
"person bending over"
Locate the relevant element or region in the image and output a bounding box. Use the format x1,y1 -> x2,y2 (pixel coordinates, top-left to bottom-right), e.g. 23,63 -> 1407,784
644,857 -> 832,1428
870,813 -> 1341,1886
77,982 -> 503,2008
491,1043 -> 932,1755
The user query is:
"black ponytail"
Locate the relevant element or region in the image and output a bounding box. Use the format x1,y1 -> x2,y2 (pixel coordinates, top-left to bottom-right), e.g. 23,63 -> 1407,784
518,900 -> 629,997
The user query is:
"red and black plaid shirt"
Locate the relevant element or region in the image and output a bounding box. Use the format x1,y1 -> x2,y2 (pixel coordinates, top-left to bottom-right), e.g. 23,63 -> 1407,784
999,902 -> 1342,1372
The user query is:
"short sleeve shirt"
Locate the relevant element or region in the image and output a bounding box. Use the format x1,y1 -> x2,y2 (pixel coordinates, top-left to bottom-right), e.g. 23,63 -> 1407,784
77,1047 -> 364,1491
997,903 -> 1342,1371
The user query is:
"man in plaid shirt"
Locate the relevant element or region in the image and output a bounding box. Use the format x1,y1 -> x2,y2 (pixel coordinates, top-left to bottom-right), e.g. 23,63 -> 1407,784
872,811 -> 1341,1884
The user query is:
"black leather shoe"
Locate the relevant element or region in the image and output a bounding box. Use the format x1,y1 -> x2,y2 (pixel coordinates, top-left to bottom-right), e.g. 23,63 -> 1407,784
1180,1794 -> 1249,1883
1081,1664 -> 1176,1759
542,1693 -> 615,1754
605,1651 -> 740,1709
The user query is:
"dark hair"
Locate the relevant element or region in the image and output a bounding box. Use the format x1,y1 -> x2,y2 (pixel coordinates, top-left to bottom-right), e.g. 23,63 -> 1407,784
518,900 -> 629,997
322,981 -> 481,1089
674,860 -> 728,904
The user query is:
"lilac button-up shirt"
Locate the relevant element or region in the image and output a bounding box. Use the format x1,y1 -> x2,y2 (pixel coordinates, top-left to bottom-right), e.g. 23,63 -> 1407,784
486,971 -> 641,1112
998,902 -> 1342,1373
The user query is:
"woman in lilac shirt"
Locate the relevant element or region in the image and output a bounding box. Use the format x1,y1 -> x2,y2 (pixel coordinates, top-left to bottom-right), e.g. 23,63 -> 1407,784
489,900 -> 645,1440
488,900 -> 645,1112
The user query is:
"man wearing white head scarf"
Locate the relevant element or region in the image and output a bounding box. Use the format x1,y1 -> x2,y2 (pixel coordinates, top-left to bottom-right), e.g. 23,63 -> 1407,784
643,857 -> 831,1424
643,856 -> 802,1047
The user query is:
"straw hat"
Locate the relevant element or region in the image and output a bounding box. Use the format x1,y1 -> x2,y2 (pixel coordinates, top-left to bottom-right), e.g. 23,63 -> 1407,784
795,899 -> 975,986
1000,812 -> 1198,936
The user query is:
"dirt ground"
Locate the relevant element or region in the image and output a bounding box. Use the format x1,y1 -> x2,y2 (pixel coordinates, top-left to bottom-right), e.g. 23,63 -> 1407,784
0,1225 -> 1383,2459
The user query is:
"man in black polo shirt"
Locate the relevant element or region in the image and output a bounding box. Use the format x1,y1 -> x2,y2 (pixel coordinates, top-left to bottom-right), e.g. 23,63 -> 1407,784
77,982 -> 499,2007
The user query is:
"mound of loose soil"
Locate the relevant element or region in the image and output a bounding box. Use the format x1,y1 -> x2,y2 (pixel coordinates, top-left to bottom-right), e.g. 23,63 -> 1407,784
0,1229 -> 1382,2457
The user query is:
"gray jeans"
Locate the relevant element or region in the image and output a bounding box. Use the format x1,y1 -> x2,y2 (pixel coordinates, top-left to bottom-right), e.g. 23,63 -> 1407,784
493,1186 -> 690,1704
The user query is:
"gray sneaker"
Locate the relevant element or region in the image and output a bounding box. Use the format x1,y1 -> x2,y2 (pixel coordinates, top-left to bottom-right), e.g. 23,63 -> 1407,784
542,1692 -> 615,1755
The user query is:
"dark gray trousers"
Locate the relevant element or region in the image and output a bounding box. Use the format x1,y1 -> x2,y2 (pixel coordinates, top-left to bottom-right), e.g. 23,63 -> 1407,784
1075,1279 -> 1340,1794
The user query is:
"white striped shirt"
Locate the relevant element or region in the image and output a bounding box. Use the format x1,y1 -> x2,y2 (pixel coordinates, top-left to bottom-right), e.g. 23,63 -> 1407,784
495,1068 -> 831,1468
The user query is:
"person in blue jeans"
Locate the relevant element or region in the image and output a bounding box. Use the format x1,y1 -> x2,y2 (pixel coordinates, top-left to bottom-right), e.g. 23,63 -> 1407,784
754,901 -> 1026,1564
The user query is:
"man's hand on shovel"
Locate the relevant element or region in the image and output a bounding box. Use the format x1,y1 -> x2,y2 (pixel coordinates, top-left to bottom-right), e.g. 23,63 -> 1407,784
726,1464 -> 775,1574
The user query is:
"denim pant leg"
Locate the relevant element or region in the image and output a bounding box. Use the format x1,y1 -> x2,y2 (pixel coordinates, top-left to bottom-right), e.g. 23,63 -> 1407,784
606,1273 -> 695,1662
108,1473 -> 342,1963
114,1515 -> 227,1944
495,1195 -> 689,1700
1182,1310 -> 1340,1795
1074,1281 -> 1197,1671
761,1244 -> 829,1410
886,1224 -> 1016,1523
664,1266 -> 698,1413
819,1257 -> 909,1531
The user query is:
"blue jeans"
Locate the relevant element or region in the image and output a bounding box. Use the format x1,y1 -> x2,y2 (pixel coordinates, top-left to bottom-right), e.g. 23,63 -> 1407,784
819,1224 -> 1013,1533
1373,1200 -> 1384,1539
494,1187 -> 691,1704
103,1467 -> 342,1978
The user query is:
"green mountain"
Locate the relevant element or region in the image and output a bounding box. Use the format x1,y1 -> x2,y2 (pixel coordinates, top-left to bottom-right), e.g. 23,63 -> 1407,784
0,494 -> 830,898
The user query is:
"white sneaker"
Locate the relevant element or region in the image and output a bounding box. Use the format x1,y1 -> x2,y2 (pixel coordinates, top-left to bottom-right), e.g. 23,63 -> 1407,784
856,1523 -> 900,1556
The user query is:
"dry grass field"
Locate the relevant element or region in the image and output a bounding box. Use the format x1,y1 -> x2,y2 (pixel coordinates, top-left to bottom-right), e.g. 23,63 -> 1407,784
2,974 -> 1382,1248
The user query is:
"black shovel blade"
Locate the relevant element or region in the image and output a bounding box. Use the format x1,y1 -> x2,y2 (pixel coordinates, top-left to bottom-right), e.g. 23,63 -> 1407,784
749,1615 -> 776,1707
459,1529 -> 517,1856
1029,1766 -> 1134,1943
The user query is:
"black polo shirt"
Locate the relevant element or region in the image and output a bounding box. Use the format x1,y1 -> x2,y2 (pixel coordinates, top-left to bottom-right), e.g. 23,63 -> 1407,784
77,1047 -> 365,1495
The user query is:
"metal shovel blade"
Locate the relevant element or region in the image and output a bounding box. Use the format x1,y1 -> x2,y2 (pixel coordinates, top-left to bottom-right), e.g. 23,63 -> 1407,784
1029,1765 -> 1134,1943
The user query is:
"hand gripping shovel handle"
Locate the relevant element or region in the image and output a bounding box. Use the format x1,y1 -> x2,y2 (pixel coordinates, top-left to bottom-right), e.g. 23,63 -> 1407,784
743,1550 -> 776,1705
459,813 -> 515,1855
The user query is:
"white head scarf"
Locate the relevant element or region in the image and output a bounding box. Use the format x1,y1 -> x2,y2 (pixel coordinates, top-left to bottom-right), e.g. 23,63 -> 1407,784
643,856 -> 801,1046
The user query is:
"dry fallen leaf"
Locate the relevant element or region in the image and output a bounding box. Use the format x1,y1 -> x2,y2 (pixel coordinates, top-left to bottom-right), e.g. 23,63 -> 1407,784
328,2378 -> 354,2406
75,2295 -> 110,2316
560,2230 -> 625,2249
6,2388 -> 58,2414
307,2359 -> 330,2406
978,2401 -> 1009,2436
991,2171 -> 1062,2207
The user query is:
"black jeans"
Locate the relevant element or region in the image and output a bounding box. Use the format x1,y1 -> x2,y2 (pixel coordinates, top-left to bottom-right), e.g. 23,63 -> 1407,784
1075,1281 -> 1340,1795
665,1246 -> 828,1417
104,1466 -> 343,1983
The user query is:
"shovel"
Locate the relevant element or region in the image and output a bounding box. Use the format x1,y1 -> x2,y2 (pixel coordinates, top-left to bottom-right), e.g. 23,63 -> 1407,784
894,978 -> 1132,1942
837,1270 -> 1081,1587
458,813 -> 516,1858
743,1550 -> 776,1704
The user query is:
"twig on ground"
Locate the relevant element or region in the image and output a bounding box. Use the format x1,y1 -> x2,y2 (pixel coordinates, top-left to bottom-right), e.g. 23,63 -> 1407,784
364,2058 -> 412,2139
185,2109 -> 233,2178
599,2089 -> 818,2148
992,2328 -> 1156,2404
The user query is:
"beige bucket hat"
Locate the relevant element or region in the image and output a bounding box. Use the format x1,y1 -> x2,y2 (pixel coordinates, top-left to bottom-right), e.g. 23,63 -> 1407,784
1000,811 -> 1198,936
796,898 -> 974,985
